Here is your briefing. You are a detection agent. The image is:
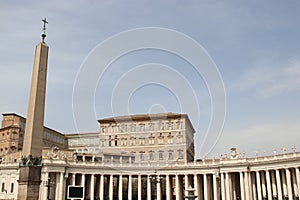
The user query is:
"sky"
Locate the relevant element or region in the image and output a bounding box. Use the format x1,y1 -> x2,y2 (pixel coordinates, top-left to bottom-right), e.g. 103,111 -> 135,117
0,0 -> 300,159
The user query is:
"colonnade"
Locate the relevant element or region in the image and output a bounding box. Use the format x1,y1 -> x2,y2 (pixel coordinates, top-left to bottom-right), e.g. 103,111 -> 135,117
40,166 -> 300,200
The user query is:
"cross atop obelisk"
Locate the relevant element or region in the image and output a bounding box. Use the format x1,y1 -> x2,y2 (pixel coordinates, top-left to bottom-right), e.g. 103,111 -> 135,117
41,18 -> 48,42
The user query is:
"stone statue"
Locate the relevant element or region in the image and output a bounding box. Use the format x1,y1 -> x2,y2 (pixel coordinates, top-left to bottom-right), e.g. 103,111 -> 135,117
230,148 -> 238,159
49,146 -> 59,160
273,149 -> 277,156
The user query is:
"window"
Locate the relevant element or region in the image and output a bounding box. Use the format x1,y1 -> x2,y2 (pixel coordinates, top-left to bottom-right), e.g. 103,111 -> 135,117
168,151 -> 173,160
130,137 -> 136,145
139,137 -> 145,145
140,124 -> 145,132
167,121 -> 173,130
101,126 -> 106,133
121,124 -> 127,132
140,152 -> 145,161
108,136 -> 112,146
158,121 -> 164,130
114,136 -> 118,146
1,182 -> 5,192
149,122 -> 154,131
121,138 -> 127,146
158,138 -> 164,144
159,151 -> 164,160
114,126 -> 119,133
149,151 -> 154,160
167,133 -> 173,144
108,126 -> 113,133
158,133 -> 164,144
10,183 -> 14,193
101,140 -> 105,147
178,150 -> 183,159
12,132 -> 17,139
177,132 -> 183,143
149,138 -> 154,145
148,133 -> 155,145
177,121 -> 183,129
130,124 -> 136,132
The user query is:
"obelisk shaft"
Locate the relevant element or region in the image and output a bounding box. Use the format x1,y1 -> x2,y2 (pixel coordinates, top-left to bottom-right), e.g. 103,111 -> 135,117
22,42 -> 49,157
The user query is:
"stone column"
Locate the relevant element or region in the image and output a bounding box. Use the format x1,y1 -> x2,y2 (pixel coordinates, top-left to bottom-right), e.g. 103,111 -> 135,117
128,175 -> 132,200
245,171 -> 251,200
55,173 -> 60,200
271,171 -> 277,198
203,174 -> 209,200
43,172 -> 49,200
90,174 -> 95,200
59,172 -> 64,200
239,172 -> 245,200
256,171 -> 262,200
62,174 -> 67,200
99,175 -> 104,200
185,175 -> 189,197
213,173 -> 218,200
81,174 -> 85,187
221,173 -> 226,200
157,175 -> 162,200
295,167 -> 300,198
109,175 -> 113,200
138,175 -> 142,200
72,173 -> 76,185
194,174 -> 201,200
225,173 -> 231,200
198,175 -> 203,200
266,170 -> 272,200
176,175 -> 181,200
251,173 -> 257,200
119,175 -> 123,200
232,173 -> 237,200
147,175 -> 152,200
285,169 -> 293,200
261,172 -> 267,199
166,175 -> 171,200
275,169 -> 283,200
292,169 -> 298,197
281,169 -> 288,198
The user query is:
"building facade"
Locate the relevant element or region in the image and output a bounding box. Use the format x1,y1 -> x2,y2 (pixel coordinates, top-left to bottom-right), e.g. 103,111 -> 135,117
0,113 -> 67,163
1,143 -> 300,200
97,113 -> 195,164
0,112 -> 300,200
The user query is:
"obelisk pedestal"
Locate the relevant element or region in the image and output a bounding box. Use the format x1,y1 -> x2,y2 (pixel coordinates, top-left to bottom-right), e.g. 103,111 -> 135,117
17,39 -> 49,200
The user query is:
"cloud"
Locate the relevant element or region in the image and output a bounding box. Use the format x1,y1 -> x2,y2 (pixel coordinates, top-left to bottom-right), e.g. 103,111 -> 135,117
232,57 -> 300,97
210,121 -> 300,158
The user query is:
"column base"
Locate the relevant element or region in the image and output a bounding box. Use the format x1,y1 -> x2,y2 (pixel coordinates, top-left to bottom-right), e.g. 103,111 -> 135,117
17,166 -> 42,200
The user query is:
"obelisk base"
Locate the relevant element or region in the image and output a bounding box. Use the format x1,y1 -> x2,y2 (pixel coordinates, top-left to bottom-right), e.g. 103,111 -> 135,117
17,166 -> 42,200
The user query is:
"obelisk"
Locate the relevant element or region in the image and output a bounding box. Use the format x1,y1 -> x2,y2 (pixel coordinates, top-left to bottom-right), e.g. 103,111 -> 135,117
22,19 -> 49,157
18,18 -> 49,200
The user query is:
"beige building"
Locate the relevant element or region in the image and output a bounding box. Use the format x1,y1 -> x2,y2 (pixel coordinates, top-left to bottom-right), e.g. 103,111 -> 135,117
98,113 -> 195,164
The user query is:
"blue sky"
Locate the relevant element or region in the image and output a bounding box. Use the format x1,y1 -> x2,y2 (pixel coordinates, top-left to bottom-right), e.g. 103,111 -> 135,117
0,0 -> 300,158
